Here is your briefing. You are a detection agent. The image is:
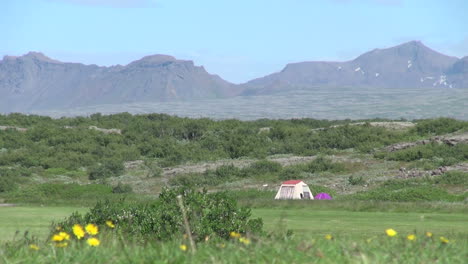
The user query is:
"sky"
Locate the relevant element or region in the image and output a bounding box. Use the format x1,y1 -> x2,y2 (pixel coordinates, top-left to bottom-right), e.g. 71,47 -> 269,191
1,0 -> 467,83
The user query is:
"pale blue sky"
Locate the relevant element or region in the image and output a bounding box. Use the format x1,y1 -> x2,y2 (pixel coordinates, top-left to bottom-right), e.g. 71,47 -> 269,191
2,0 -> 467,83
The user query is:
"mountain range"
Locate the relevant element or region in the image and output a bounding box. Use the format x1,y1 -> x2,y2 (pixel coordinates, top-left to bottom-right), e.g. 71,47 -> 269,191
1,41 -> 467,113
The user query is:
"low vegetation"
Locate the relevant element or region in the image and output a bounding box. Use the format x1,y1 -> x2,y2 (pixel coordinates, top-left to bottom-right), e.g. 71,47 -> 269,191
1,114 -> 467,262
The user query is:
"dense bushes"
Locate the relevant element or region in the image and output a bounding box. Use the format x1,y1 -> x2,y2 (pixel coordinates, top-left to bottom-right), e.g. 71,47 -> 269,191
432,171 -> 468,185
376,143 -> 468,166
412,118 -> 468,136
54,188 -> 263,242
169,158 -> 349,187
0,113 -> 419,183
0,167 -> 32,193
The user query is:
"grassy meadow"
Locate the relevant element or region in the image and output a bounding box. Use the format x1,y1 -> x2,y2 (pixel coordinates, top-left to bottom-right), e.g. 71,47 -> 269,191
1,205 -> 467,263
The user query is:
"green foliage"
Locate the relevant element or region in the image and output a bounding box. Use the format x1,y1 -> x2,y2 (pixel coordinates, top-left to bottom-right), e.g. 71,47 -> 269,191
0,167 -> 32,193
377,143 -> 468,166
4,183 -> 113,204
278,166 -> 304,181
143,160 -> 163,177
0,175 -> 17,193
302,157 -> 345,173
88,159 -> 125,180
412,118 -> 468,136
0,113 -> 417,182
432,171 -> 468,185
353,178 -> 465,202
112,182 -> 133,194
353,185 -> 463,202
55,188 -> 263,242
348,175 -> 366,186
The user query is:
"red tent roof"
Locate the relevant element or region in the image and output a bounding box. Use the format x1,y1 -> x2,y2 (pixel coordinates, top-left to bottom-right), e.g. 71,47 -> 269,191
282,180 -> 303,185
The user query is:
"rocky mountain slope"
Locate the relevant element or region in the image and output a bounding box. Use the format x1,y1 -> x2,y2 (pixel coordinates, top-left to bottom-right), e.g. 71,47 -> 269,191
0,53 -> 238,112
241,41 -> 466,95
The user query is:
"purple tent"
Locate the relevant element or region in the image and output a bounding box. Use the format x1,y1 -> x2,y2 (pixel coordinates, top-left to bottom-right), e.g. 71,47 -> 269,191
315,193 -> 332,200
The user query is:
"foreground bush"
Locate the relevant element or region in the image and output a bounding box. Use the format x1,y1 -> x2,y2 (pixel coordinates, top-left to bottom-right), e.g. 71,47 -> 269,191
54,188 -> 263,242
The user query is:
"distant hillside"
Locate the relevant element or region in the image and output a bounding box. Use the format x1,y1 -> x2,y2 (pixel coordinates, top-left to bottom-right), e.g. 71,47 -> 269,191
241,41 -> 466,95
0,41 -> 467,113
0,53 -> 239,112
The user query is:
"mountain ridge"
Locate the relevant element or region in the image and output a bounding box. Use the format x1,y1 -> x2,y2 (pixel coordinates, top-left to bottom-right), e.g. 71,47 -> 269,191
241,41 -> 464,95
1,41 -> 467,113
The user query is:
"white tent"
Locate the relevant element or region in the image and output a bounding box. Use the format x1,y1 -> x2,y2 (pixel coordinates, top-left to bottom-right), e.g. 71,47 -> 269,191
274,180 -> 314,200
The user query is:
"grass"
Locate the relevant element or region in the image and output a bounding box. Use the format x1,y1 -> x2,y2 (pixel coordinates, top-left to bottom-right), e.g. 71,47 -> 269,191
2,205 -> 466,242
3,233 -> 467,263
253,208 -> 468,239
0,207 -> 88,242
1,205 -> 467,263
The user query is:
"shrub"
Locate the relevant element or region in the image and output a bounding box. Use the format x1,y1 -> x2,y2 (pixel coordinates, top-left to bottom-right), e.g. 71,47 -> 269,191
88,159 -> 124,180
433,171 -> 468,185
112,182 -> 133,193
0,176 -> 17,193
54,188 -> 263,242
412,118 -> 468,136
302,157 -> 345,173
381,143 -> 468,165
241,160 -> 282,178
278,166 -> 304,180
144,160 -> 163,177
348,175 -> 366,186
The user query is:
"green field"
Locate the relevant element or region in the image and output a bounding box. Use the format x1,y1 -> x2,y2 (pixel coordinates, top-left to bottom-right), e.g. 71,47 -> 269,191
0,207 -> 88,242
2,206 -> 467,242
254,208 -> 468,238
1,206 -> 467,263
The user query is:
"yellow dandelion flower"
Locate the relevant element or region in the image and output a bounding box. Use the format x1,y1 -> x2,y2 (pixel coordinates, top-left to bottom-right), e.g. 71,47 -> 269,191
230,231 -> 241,238
324,234 -> 333,240
87,237 -> 100,247
105,220 -> 115,228
239,237 -> 251,245
85,224 -> 99,235
55,242 -> 68,248
59,232 -> 70,241
440,237 -> 449,244
29,244 -> 40,250
52,234 -> 64,242
407,234 -> 416,241
180,244 -> 188,251
73,224 -> 85,239
385,229 -> 397,237
426,231 -> 433,238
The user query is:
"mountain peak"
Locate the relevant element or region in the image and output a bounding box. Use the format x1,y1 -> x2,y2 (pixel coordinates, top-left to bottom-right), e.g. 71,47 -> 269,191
139,54 -> 177,63
22,52 -> 62,63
